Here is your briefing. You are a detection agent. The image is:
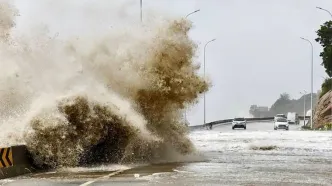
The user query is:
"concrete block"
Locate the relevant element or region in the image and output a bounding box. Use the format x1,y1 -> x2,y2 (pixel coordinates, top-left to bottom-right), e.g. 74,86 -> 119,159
0,145 -> 36,179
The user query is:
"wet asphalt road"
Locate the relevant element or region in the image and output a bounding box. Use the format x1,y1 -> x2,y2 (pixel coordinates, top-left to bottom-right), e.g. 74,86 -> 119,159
1,121 -> 332,186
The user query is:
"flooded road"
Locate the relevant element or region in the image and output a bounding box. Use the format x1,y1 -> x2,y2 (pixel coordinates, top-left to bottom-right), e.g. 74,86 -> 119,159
1,122 -> 332,186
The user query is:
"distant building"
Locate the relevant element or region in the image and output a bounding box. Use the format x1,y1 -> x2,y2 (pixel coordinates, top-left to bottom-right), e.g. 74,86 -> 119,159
257,106 -> 269,112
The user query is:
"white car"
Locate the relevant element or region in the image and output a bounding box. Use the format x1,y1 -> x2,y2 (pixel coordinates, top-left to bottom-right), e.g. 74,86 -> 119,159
274,114 -> 287,122
232,118 -> 247,130
274,117 -> 289,130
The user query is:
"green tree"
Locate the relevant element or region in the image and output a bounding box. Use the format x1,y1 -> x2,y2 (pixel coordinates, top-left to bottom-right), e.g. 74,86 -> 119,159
315,21 -> 332,77
249,105 -> 258,117
269,93 -> 291,114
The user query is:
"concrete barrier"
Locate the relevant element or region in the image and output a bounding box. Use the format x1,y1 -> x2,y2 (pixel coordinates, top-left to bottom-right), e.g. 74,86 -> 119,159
299,116 -> 310,120
0,145 -> 36,179
189,117 -> 275,130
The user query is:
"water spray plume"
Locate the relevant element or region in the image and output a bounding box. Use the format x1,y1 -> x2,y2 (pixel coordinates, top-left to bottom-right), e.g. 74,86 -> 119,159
0,1 -> 210,168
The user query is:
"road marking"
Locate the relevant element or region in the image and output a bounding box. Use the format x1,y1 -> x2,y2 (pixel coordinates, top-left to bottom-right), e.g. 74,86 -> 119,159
79,169 -> 129,186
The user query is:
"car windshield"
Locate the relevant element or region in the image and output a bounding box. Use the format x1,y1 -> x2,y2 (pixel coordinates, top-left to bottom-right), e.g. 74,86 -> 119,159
277,114 -> 286,117
277,118 -> 287,122
234,118 -> 245,121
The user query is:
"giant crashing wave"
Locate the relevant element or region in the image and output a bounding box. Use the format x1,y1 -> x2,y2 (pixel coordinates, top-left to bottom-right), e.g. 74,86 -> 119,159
0,1 -> 210,168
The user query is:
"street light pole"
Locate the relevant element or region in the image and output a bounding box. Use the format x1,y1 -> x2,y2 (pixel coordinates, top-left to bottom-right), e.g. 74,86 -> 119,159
140,0 -> 143,23
203,39 -> 216,126
300,90 -> 307,126
316,7 -> 332,18
300,37 -> 314,129
184,9 -> 200,125
185,9 -> 200,18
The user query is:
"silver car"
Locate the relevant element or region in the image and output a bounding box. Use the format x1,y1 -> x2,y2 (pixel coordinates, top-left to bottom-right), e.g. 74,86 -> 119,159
232,118 -> 247,130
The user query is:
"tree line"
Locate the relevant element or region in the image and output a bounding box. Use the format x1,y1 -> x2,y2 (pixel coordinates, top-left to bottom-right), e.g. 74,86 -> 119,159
249,93 -> 318,117
316,20 -> 332,97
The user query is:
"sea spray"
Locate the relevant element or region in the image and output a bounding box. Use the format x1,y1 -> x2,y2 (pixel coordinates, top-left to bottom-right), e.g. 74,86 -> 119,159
0,1 -> 210,168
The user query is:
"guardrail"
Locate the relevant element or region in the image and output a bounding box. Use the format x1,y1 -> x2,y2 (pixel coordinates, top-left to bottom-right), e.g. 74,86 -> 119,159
299,116 -> 310,120
189,116 -> 310,130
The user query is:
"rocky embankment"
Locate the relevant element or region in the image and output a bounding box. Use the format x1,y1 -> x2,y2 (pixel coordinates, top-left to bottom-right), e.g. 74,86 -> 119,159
313,90 -> 332,129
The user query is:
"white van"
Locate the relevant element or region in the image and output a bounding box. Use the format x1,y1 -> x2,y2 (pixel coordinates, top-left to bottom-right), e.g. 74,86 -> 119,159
287,112 -> 299,124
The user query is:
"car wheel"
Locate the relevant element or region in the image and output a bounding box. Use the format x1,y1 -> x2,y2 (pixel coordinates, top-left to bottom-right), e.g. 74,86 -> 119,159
244,126 -> 246,130
274,128 -> 277,130
286,128 -> 289,130
232,127 -> 234,130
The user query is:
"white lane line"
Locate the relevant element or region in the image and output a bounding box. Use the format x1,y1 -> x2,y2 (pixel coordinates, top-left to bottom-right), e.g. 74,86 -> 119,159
80,180 -> 95,186
79,169 -> 129,186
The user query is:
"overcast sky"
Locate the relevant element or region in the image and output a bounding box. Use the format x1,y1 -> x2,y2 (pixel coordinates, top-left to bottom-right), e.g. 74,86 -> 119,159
13,0 -> 331,126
